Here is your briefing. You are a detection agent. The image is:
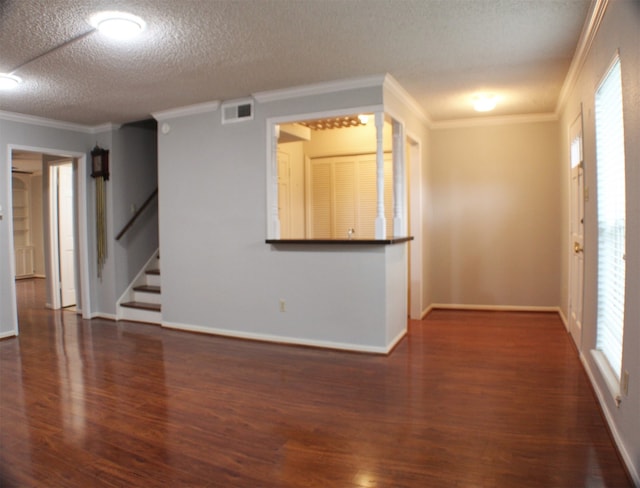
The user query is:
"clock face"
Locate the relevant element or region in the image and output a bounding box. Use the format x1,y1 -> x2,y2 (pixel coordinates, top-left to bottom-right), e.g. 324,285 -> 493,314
93,154 -> 102,173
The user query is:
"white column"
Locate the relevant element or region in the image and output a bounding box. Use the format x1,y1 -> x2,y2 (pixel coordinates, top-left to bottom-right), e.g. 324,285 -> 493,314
392,120 -> 406,236
374,112 -> 386,239
270,124 -> 281,238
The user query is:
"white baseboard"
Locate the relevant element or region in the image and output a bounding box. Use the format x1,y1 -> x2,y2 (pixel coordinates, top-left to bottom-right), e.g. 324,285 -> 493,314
88,312 -> 117,321
163,320 -> 393,354
428,303 -> 561,313
580,353 -> 640,486
386,328 -> 407,353
421,305 -> 434,319
0,330 -> 17,339
557,308 -> 569,330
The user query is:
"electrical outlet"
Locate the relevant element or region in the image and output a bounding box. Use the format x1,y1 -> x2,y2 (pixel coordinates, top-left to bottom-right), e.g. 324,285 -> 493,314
279,299 -> 286,312
621,370 -> 629,396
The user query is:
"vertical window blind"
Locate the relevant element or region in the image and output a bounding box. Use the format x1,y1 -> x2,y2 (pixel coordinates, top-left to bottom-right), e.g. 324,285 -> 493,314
594,57 -> 626,380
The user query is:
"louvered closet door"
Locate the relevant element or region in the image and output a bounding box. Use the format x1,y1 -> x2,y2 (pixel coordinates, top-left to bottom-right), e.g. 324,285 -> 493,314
309,154 -> 394,239
357,157 -> 377,238
310,161 -> 332,238
333,161 -> 356,238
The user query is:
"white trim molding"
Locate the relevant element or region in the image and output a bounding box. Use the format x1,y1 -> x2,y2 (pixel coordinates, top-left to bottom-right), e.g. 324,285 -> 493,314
253,74 -> 385,104
88,312 -> 117,321
432,112 -> 558,130
382,74 -> 430,125
428,304 -> 562,313
581,352 -> 640,486
152,100 -> 220,121
0,110 -> 90,132
0,110 -> 119,133
163,320 -> 401,355
556,0 -> 609,115
90,123 -> 121,134
0,330 -> 18,339
557,308 -> 569,330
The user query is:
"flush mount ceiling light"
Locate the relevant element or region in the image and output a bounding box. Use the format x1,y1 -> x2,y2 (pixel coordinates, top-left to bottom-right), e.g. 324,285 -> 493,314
0,73 -> 22,90
91,12 -> 145,40
473,94 -> 497,112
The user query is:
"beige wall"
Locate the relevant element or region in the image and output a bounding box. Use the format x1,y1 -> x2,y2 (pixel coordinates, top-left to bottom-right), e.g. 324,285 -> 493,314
429,120 -> 561,307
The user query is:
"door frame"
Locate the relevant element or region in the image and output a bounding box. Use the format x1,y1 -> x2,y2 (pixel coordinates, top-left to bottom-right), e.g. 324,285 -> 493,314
7,145 -> 91,329
406,134 -> 423,320
567,110 -> 585,349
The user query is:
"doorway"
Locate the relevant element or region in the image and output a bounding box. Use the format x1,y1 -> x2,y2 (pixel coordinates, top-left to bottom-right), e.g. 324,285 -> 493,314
8,146 -> 91,334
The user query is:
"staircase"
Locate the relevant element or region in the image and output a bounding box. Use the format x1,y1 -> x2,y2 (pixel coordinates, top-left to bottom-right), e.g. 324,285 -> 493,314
119,254 -> 162,324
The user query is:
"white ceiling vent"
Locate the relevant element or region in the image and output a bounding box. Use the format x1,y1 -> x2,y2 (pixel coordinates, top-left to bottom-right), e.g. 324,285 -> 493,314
221,98 -> 254,124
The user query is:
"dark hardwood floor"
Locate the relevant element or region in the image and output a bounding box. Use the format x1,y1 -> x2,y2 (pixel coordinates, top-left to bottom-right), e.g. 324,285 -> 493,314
0,279 -> 632,487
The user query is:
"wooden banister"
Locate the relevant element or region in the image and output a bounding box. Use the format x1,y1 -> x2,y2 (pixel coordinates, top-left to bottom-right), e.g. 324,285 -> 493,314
115,188 -> 158,241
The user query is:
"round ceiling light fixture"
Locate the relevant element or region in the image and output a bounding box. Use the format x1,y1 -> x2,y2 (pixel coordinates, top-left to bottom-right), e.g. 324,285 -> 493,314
0,73 -> 22,90
91,12 -> 145,40
473,94 -> 497,112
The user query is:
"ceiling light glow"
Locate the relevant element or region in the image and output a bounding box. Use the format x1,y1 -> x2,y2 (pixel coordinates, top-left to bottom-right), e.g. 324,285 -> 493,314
0,73 -> 22,90
473,95 -> 497,112
91,12 -> 145,40
357,114 -> 369,124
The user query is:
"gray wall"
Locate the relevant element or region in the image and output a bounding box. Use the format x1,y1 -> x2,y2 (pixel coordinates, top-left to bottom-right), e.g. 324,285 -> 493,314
157,85 -> 419,349
0,117 -> 159,332
0,118 -> 91,334
111,122 -> 159,300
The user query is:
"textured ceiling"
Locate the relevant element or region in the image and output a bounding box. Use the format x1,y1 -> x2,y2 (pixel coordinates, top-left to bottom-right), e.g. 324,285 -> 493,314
0,0 -> 592,126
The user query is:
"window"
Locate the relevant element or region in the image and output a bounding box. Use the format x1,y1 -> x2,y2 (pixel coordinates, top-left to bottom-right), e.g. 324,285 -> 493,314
594,56 -> 626,383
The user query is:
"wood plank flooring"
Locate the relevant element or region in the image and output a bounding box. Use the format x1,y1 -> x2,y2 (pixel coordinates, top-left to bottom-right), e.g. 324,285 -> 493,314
0,279 -> 632,487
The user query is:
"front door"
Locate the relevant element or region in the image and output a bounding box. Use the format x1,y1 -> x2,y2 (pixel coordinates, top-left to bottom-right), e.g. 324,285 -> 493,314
568,113 -> 584,349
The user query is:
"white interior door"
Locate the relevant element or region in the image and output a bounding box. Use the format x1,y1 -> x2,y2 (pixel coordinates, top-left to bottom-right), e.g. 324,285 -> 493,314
58,163 -> 77,307
568,114 -> 584,348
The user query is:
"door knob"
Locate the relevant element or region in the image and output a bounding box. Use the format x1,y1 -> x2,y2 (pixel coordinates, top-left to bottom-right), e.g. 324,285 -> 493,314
574,242 -> 584,253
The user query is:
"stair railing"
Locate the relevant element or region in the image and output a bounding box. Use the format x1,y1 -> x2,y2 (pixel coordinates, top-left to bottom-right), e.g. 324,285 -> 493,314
115,188 -> 158,241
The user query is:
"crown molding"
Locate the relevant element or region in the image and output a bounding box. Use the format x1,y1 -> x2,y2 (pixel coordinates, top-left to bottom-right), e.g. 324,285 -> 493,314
0,110 -> 122,134
431,112 -> 558,130
556,0 -> 609,115
0,110 -> 92,133
382,74 -> 430,125
152,100 -> 220,121
89,123 -> 122,134
253,75 -> 386,103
